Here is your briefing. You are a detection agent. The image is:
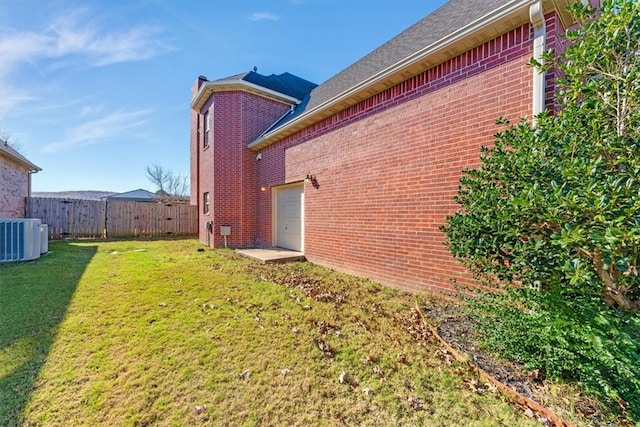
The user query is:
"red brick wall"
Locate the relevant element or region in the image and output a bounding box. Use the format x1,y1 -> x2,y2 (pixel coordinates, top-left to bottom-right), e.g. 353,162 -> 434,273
544,13 -> 567,113
254,18 -> 562,294
191,86 -> 291,248
0,155 -> 29,218
192,13 -> 566,294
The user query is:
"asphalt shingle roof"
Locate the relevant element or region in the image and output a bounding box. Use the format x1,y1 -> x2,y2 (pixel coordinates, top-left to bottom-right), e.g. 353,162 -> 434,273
243,71 -> 318,101
211,0 -> 520,138
304,0 -> 507,112
0,139 -> 41,171
212,71 -> 317,101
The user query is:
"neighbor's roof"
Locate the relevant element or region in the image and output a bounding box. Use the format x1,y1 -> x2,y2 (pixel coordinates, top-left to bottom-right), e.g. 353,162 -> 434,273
248,0 -> 575,150
0,140 -> 41,172
191,71 -> 317,112
106,188 -> 159,201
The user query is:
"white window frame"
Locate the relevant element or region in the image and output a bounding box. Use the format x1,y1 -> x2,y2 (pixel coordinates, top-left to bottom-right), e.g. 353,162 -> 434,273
203,110 -> 210,148
203,192 -> 210,214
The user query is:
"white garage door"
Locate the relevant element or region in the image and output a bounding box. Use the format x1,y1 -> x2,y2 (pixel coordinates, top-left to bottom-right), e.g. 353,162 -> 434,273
275,185 -> 304,251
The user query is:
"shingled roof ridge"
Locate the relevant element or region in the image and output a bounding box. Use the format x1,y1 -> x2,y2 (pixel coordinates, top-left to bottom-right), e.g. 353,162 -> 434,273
242,70 -> 317,100
212,71 -> 250,83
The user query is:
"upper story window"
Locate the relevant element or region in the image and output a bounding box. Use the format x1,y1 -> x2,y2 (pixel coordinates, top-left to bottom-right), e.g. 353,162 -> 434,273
196,114 -> 201,144
203,192 -> 210,214
203,110 -> 210,148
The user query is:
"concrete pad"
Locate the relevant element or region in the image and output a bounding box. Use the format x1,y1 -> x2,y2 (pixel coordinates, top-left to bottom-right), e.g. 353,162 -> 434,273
236,248 -> 305,264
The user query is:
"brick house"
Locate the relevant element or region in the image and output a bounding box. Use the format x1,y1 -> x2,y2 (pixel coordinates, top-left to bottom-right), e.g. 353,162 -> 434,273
0,140 -> 41,218
190,0 -> 581,294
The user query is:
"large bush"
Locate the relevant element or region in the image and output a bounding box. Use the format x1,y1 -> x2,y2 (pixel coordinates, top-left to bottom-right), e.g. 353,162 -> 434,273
464,286 -> 640,420
442,0 -> 640,419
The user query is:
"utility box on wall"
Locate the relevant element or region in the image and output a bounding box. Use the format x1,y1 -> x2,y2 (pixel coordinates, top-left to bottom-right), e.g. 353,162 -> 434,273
220,225 -> 232,248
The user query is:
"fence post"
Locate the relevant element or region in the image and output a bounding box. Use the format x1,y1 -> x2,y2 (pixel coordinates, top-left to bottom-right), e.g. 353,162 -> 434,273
104,199 -> 109,238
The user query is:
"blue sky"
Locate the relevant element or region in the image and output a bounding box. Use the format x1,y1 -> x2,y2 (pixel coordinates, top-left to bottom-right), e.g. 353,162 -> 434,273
1,0 -> 447,193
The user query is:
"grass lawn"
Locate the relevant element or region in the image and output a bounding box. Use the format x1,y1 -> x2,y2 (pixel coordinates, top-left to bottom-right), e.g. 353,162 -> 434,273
1,239 -> 546,426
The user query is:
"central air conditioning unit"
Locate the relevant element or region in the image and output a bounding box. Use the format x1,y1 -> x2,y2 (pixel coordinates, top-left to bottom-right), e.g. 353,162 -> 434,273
0,218 -> 42,262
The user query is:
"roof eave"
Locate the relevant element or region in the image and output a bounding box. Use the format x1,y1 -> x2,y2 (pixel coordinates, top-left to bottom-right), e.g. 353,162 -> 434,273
25,161 -> 41,173
0,145 -> 41,172
547,0 -> 580,29
249,0 -> 572,151
190,80 -> 302,112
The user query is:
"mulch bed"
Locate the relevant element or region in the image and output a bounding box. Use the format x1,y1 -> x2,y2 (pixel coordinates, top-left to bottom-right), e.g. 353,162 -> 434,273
414,299 -> 630,427
422,302 -> 536,398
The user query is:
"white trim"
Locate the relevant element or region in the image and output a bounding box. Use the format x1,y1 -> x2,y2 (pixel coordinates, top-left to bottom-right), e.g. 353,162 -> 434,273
530,0 -> 547,126
191,80 -> 301,112
203,108 -> 211,148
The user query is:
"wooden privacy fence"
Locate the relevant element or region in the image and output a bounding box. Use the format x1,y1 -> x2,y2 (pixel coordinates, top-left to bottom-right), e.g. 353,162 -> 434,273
26,197 -> 198,240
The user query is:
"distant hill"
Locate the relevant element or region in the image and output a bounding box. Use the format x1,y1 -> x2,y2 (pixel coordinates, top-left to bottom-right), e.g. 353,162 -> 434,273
32,191 -> 118,200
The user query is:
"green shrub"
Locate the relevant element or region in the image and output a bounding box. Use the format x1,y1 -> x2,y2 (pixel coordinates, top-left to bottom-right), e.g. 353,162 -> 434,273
463,287 -> 640,419
442,1 -> 640,420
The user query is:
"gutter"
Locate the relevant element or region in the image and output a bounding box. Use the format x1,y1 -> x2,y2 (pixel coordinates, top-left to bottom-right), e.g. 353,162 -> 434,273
248,0 -> 542,150
529,0 -> 590,125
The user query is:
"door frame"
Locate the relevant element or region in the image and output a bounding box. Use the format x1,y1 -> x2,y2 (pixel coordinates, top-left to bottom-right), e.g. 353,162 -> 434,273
272,182 -> 304,252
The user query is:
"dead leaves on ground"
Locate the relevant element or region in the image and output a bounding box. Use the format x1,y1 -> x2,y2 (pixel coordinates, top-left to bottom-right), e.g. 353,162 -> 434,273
232,259 -> 523,418
397,307 -> 504,403
315,338 -> 336,360
314,320 -> 340,336
407,396 -> 425,411
252,265 -> 349,307
395,307 -> 433,344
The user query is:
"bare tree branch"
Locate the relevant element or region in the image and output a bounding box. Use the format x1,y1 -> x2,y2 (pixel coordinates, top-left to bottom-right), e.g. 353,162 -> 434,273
0,131 -> 24,154
145,163 -> 168,195
145,163 -> 189,201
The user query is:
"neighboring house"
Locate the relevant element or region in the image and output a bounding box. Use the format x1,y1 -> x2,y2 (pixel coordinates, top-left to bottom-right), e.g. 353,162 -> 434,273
190,0 -> 583,294
0,140 -> 41,218
106,189 -> 160,202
